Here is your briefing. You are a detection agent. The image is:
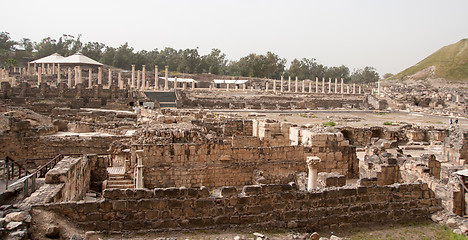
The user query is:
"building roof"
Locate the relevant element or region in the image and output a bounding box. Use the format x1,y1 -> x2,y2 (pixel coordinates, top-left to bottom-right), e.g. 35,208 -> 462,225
59,53 -> 103,66
453,169 -> 468,177
159,77 -> 197,83
213,79 -> 248,84
30,53 -> 103,66
30,53 -> 65,64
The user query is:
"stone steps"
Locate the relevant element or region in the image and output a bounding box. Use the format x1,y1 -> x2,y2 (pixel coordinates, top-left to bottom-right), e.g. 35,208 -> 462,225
106,167 -> 133,189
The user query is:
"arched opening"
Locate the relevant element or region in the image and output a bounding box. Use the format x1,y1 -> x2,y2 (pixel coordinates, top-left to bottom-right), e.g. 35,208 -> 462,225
371,128 -> 384,139
341,129 -> 355,145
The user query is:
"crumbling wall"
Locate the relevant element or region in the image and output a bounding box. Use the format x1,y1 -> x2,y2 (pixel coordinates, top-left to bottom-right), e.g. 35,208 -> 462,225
20,155 -> 96,208
300,131 -> 359,178
252,119 -> 290,146
0,133 -> 126,161
31,183 -> 442,232
135,143 -> 306,188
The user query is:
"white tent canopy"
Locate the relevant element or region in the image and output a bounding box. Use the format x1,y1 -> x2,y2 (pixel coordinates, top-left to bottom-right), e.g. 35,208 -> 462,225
30,53 -> 65,64
30,53 -> 103,66
159,77 -> 197,83
59,53 -> 103,66
213,79 -> 248,84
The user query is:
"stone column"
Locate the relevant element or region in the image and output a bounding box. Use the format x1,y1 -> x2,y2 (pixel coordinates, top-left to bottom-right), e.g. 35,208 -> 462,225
306,156 -> 321,191
273,79 -> 276,93
322,77 -> 325,93
353,83 -> 356,94
34,63 -> 37,74
378,79 -> 381,95
295,76 -> 298,92
52,63 -> 55,74
42,64 -> 46,74
141,65 -> 146,89
309,81 -> 312,93
265,81 -> 269,92
191,80 -> 195,90
118,72 -> 123,89
242,84 -> 246,91
67,68 -> 72,87
358,85 -> 361,94
78,66 -> 82,85
47,64 -> 50,75
174,76 -> 178,89
135,150 -> 144,189
88,69 -> 92,88
108,69 -> 112,88
315,77 -> 319,93
131,64 -> 135,89
136,70 -> 140,89
347,85 -> 350,94
335,78 -> 338,93
328,78 -> 332,93
302,80 -> 305,93
288,76 -> 291,92
98,67 -> 102,85
74,67 -> 78,87
280,75 -> 284,92
27,62 -> 30,75
154,65 -> 158,90
57,64 -> 61,85
341,78 -> 344,94
164,66 -> 169,90
37,67 -> 42,85
226,82 -> 229,91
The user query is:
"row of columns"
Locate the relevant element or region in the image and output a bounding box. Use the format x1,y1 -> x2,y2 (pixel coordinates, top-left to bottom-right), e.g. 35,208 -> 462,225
267,77 -> 362,94
33,64 -> 176,91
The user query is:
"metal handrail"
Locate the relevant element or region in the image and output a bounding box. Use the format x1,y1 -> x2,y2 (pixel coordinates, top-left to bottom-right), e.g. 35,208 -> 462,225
1,156 -> 31,190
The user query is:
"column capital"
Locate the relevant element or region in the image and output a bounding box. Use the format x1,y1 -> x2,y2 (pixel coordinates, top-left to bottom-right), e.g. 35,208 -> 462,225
306,156 -> 321,167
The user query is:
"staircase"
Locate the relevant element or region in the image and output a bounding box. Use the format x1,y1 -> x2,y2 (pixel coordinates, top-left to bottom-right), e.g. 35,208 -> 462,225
106,167 -> 134,189
144,91 -> 177,108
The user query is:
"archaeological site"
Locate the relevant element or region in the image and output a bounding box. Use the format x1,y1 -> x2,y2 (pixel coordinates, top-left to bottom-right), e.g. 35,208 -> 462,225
0,52 -> 467,240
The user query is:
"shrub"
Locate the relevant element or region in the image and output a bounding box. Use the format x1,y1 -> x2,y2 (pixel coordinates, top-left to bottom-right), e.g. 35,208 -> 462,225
322,121 -> 336,127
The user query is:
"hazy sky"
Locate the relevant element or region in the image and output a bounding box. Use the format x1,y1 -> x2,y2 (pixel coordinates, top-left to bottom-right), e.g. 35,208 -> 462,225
2,0 -> 467,76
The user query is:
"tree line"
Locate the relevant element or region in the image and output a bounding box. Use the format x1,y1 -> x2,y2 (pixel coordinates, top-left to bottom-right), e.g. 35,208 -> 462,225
0,32 -> 380,83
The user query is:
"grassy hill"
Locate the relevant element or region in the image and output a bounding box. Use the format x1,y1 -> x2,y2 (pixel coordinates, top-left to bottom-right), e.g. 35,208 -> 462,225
392,38 -> 468,81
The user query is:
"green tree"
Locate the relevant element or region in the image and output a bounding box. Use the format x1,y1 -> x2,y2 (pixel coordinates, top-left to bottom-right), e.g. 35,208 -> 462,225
82,42 -> 105,61
0,32 -> 17,65
350,66 -> 379,83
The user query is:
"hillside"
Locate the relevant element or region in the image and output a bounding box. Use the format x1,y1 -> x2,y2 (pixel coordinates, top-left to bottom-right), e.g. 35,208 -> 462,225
392,38 -> 468,81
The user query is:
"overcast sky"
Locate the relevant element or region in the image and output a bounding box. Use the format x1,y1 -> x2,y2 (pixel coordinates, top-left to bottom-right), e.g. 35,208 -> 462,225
2,0 -> 467,76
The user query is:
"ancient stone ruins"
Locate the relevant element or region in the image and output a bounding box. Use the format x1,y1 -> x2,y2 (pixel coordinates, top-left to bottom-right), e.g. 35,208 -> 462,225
0,61 -> 467,239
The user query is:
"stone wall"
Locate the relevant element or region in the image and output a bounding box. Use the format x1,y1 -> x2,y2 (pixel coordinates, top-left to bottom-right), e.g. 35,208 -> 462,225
179,90 -> 364,110
20,155 -> 98,208
339,126 -> 448,147
134,143 -> 306,188
192,119 -> 253,137
298,131 -> 359,178
31,183 -> 442,232
0,132 -> 126,162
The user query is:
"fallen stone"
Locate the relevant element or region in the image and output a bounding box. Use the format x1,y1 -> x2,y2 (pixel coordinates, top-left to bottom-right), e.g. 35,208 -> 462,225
446,218 -> 459,228
453,229 -> 463,235
330,236 -> 342,240
8,229 -> 27,239
253,232 -> 265,238
287,220 -> 298,228
70,236 -> 84,240
310,232 -> 320,240
5,212 -> 24,222
46,225 -> 60,238
6,221 -> 22,231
